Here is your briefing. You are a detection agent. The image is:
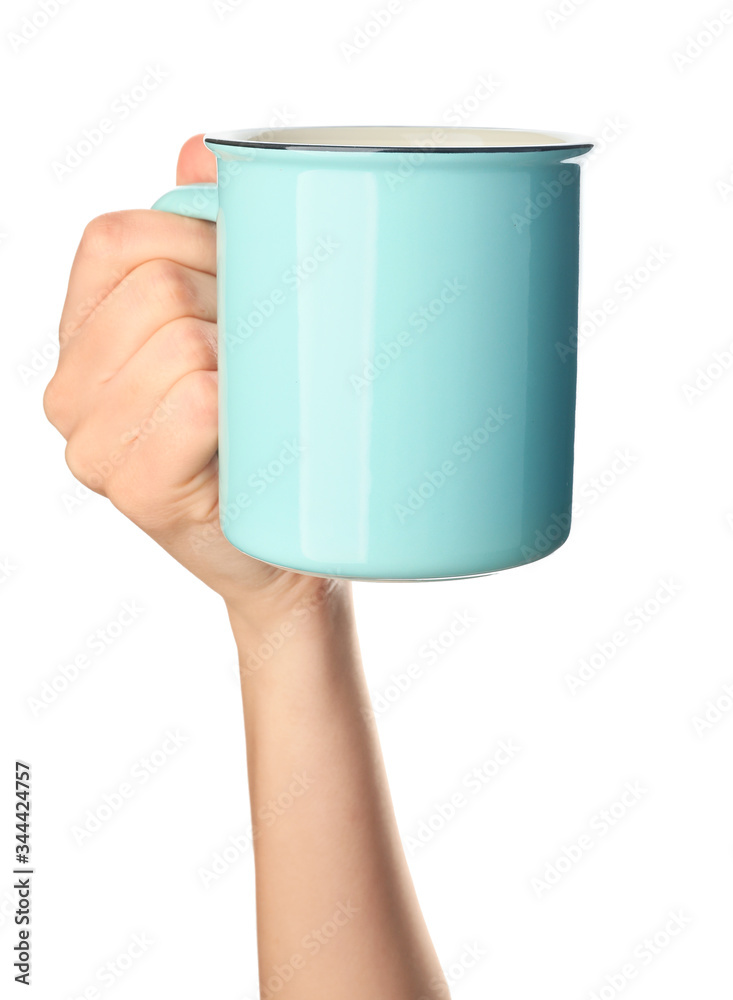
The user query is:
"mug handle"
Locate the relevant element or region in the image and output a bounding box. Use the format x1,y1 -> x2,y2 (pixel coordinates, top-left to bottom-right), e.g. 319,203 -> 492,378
151,182 -> 218,222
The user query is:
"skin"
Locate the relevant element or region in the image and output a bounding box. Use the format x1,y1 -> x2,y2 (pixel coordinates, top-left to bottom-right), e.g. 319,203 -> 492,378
44,135 -> 450,1000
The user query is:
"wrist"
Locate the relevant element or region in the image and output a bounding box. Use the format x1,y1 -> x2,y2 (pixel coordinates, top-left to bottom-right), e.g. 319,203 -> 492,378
225,573 -> 353,660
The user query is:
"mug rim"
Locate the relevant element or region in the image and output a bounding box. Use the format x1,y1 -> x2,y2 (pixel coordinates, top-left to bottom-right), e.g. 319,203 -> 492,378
203,125 -> 594,154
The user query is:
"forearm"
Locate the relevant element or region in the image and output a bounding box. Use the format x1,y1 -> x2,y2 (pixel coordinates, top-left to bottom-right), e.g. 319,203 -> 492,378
227,578 -> 448,1000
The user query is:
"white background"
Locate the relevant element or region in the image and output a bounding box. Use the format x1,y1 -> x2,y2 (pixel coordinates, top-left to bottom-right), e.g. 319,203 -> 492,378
2,0 -> 732,997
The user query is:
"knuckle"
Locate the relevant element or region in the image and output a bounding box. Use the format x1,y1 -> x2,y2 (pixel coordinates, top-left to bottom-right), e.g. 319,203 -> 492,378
177,369 -> 218,420
64,426 -> 111,497
80,211 -> 132,260
64,435 -> 94,491
42,377 -> 62,426
144,259 -> 199,312
165,318 -> 216,370
43,374 -> 75,435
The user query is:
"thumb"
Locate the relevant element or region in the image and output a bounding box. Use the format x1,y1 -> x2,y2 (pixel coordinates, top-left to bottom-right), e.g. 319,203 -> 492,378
176,133 -> 217,185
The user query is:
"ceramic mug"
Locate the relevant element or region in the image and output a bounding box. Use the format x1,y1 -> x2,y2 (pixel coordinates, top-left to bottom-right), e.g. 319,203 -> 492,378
152,126 -> 593,581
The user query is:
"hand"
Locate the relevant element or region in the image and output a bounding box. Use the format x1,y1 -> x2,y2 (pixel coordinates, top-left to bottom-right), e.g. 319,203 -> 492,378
44,134 -> 340,627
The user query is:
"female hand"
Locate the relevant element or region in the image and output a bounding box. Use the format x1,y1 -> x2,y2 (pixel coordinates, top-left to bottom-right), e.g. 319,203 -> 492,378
44,134 -> 340,628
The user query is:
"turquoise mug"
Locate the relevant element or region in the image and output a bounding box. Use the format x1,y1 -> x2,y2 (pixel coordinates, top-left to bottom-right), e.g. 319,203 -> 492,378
152,126 -> 593,581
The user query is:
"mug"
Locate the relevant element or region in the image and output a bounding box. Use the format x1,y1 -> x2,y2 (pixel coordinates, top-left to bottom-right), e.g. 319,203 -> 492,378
152,126 -> 593,581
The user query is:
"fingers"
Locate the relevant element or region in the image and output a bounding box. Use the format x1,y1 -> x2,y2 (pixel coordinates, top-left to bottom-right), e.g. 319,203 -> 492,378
47,132 -> 223,542
64,368 -> 219,524
136,369 -> 219,493
54,315 -> 216,450
53,311 -> 219,510
60,209 -> 216,343
101,317 -> 218,423
49,261 -> 217,436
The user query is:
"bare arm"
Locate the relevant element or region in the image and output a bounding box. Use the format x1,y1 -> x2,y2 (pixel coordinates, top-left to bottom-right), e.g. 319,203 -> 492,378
229,576 -> 448,999
43,134 -> 449,1000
